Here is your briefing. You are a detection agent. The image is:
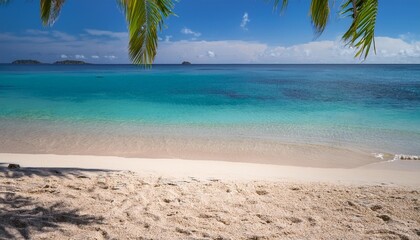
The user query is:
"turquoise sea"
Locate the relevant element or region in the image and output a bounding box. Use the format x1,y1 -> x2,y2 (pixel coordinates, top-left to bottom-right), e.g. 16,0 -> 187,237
0,64 -> 419,155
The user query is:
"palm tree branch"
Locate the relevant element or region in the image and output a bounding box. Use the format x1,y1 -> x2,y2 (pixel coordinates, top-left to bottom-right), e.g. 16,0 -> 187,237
341,0 -> 378,59
40,0 -> 66,26
270,0 -> 288,14
309,0 -> 330,35
119,0 -> 174,65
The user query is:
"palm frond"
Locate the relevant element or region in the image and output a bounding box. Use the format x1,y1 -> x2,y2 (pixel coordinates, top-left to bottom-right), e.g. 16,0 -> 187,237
341,0 -> 378,59
119,0 -> 174,66
40,0 -> 66,26
309,0 -> 330,35
271,0 -> 288,14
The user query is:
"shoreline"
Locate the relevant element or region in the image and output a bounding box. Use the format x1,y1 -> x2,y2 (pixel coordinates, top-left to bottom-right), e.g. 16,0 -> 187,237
0,119 -> 394,169
0,120 -> 420,168
1,153 -> 419,186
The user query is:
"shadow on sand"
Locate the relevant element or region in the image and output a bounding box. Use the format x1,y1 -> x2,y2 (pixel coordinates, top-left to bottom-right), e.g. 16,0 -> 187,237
0,162 -> 113,179
0,165 -> 109,239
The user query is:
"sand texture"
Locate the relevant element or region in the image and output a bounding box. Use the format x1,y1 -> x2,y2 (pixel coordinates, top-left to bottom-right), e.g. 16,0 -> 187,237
1,168 -> 419,240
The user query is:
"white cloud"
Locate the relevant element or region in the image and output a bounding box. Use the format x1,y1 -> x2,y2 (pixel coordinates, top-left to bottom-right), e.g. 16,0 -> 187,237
51,31 -> 76,41
181,28 -> 201,37
240,12 -> 250,30
373,37 -> 420,58
398,32 -> 419,42
91,55 -> 100,59
0,32 -> 53,43
26,29 -> 49,35
156,40 -> 266,64
85,29 -> 127,39
104,55 -> 117,60
164,35 -> 173,42
259,37 -> 420,63
155,37 -> 420,64
1,29 -> 420,64
75,54 -> 85,59
207,50 -> 216,58
60,54 -> 68,59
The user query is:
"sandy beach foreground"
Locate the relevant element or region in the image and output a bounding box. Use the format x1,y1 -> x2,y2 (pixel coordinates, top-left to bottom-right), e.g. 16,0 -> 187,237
1,153 -> 419,239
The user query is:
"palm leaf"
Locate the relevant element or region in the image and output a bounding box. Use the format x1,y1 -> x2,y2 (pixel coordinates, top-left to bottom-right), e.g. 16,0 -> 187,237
40,0 -> 66,26
309,0 -> 330,35
271,0 -> 288,14
341,0 -> 378,59
118,0 -> 174,65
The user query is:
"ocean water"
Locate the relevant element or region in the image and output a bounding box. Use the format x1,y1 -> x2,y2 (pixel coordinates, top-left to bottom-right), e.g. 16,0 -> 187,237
0,64 -> 419,155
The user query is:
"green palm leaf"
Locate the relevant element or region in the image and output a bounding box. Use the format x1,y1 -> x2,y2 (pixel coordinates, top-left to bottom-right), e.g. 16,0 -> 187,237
119,0 -> 174,65
341,0 -> 378,59
309,0 -> 330,35
271,0 -> 288,14
40,0 -> 66,26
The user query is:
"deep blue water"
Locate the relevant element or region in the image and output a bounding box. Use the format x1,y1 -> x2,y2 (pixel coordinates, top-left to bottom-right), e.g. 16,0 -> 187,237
0,64 -> 419,154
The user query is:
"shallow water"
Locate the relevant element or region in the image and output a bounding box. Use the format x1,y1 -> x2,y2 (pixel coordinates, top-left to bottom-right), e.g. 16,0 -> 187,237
0,64 -> 419,155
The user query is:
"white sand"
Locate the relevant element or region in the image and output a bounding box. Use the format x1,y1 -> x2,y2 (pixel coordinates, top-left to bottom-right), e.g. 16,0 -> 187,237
0,153 -> 419,186
1,153 -> 419,239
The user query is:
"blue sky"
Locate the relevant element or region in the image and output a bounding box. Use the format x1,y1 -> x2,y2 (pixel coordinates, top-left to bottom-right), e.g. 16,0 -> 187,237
0,0 -> 420,63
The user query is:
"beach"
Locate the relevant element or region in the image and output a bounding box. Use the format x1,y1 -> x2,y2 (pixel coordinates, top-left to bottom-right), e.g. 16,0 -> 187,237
1,64 -> 419,239
1,0 -> 419,237
1,153 -> 420,239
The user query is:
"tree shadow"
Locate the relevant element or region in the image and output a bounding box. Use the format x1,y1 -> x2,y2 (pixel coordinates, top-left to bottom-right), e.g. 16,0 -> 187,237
0,164 -> 113,179
0,165 -> 112,239
0,192 -> 103,239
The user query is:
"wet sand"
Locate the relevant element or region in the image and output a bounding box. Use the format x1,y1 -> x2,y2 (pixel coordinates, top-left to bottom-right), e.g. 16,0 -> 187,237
0,120 -> 384,169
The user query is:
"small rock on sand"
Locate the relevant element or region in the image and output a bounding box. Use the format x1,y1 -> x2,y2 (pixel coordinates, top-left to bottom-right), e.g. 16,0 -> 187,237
377,214 -> 391,222
256,189 -> 269,195
370,205 -> 382,211
175,227 -> 192,235
7,164 -> 20,169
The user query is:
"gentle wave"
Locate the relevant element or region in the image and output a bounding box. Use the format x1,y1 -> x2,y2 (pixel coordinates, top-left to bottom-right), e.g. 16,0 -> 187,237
373,153 -> 420,163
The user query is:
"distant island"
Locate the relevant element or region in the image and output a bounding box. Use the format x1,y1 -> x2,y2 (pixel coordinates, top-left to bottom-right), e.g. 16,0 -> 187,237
181,61 -> 191,65
54,60 -> 88,65
12,60 -> 42,64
